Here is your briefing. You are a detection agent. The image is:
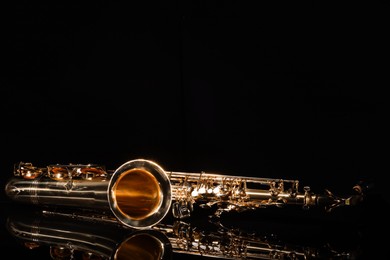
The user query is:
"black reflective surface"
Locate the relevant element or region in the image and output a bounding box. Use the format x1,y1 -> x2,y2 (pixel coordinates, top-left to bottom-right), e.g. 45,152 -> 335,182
1,193 -> 389,260
2,1 -> 387,259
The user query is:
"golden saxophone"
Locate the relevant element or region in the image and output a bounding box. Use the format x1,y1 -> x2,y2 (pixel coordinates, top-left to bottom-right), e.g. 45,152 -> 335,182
4,159 -> 365,229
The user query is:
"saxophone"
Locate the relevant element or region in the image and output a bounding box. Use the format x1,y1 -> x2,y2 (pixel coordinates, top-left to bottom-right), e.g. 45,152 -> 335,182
4,159 -> 365,229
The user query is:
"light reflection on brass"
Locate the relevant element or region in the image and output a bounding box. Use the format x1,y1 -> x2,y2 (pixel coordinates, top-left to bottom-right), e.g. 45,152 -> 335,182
5,207 -> 172,260
5,206 -> 362,260
114,169 -> 161,221
115,234 -> 164,260
5,159 -> 366,230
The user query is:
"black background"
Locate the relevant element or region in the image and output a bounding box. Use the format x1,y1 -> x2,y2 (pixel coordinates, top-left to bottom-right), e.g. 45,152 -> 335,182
1,1 -> 389,259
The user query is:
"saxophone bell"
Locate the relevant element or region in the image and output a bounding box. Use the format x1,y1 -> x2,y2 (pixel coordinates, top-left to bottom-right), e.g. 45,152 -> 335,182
5,159 -> 172,229
107,159 -> 172,229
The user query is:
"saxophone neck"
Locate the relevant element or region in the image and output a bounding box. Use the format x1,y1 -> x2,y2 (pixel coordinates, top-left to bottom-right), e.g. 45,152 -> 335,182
316,181 -> 370,212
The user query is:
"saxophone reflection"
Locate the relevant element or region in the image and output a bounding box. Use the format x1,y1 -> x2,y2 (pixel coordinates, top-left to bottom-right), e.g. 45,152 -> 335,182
6,207 -> 172,260
157,220 -> 361,260
5,206 -> 361,260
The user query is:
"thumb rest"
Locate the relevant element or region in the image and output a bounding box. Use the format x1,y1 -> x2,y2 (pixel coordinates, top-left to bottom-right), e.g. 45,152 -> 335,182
4,159 -> 365,230
5,206 -> 361,260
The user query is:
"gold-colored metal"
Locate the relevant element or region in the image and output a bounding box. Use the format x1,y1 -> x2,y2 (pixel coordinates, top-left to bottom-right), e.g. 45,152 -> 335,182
5,159 -> 172,229
4,159 -> 364,230
114,168 -> 162,220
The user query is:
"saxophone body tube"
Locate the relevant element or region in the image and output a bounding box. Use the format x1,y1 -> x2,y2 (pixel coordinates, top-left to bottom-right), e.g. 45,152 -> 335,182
5,159 -> 173,229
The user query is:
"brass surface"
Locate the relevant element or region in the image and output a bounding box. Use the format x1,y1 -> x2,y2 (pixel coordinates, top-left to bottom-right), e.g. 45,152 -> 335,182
114,168 -> 161,221
115,233 -> 164,260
